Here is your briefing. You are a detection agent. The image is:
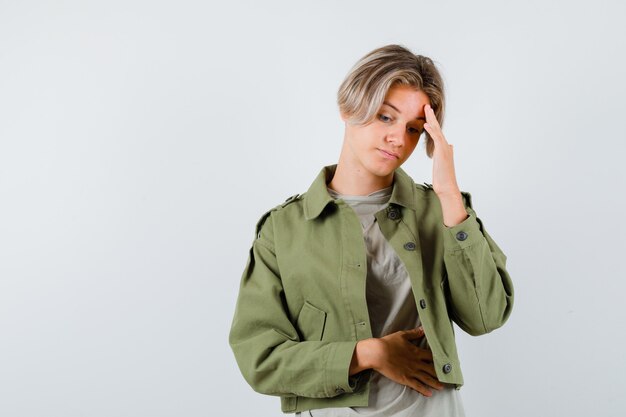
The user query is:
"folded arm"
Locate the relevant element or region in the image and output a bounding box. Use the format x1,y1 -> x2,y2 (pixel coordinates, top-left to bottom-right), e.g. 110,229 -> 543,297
228,212 -> 361,398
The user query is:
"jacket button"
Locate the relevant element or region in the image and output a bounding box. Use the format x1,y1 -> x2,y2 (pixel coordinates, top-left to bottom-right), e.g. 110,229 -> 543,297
443,363 -> 452,374
335,387 -> 345,394
403,242 -> 416,251
387,207 -> 401,220
455,231 -> 468,241
419,299 -> 427,309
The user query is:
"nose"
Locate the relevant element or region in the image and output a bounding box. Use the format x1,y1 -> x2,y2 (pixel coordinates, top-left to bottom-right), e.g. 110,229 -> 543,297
386,125 -> 408,147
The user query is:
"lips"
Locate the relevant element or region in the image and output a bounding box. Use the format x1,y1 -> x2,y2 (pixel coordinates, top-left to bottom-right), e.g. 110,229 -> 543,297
378,149 -> 399,159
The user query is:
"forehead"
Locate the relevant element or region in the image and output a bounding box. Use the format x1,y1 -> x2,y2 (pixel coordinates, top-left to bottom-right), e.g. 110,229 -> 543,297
382,85 -> 430,118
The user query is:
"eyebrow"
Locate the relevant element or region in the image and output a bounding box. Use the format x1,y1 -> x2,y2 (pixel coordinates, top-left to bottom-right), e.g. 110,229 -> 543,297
383,101 -> 426,121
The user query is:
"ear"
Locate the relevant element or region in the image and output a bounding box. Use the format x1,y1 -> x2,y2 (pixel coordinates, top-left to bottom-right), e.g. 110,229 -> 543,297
339,111 -> 348,123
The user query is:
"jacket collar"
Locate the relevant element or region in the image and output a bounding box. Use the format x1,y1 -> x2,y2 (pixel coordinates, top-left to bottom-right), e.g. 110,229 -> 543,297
303,163 -> 418,220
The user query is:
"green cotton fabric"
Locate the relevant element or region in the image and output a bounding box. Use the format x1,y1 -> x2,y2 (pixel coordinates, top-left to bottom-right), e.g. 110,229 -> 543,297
228,164 -> 514,414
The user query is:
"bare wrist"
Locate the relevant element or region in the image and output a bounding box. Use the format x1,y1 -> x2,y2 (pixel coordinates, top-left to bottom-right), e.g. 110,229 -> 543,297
350,338 -> 381,375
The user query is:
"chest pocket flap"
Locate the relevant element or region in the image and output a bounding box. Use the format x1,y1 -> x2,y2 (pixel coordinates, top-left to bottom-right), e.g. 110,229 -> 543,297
296,300 -> 327,341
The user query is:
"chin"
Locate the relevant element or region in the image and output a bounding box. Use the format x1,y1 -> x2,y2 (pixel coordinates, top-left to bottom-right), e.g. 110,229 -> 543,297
359,153 -> 400,177
366,163 -> 397,178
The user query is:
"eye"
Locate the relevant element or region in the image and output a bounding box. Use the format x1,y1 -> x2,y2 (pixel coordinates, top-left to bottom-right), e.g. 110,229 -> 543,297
377,114 -> 392,123
408,127 -> 422,134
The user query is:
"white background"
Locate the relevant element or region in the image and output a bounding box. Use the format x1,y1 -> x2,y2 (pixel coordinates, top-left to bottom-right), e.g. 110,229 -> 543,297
1,1 -> 625,416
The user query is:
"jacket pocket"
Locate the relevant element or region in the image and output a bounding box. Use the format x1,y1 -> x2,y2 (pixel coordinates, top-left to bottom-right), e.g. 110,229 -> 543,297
296,300 -> 327,341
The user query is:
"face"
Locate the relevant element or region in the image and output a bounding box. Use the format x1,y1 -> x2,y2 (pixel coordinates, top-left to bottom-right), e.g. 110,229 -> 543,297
341,84 -> 430,178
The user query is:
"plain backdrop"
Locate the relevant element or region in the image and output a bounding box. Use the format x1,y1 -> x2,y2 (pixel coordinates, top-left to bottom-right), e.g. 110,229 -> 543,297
1,1 -> 625,416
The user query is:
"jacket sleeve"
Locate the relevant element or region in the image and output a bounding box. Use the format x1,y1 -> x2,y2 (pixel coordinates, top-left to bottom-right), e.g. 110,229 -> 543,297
441,191 -> 514,336
228,210 -> 362,398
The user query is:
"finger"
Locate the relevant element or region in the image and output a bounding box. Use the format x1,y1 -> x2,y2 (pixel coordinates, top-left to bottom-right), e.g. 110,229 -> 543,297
423,105 -> 441,131
405,378 -> 433,397
408,354 -> 438,378
415,361 -> 439,380
414,371 -> 445,391
424,104 -> 438,124
424,123 -> 444,147
424,105 -> 448,145
401,327 -> 425,340
419,349 -> 434,363
409,345 -> 434,362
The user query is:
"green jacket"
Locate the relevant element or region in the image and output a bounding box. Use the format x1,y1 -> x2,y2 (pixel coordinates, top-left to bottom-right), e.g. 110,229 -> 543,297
228,164 -> 514,414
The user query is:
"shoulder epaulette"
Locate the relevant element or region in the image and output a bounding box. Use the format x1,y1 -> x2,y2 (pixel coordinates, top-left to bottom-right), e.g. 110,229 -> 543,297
419,183 -> 473,209
254,194 -> 302,239
280,193 -> 301,208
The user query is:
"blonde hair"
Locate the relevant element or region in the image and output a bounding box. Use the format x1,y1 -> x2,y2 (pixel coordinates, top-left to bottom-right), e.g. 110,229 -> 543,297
337,44 -> 446,158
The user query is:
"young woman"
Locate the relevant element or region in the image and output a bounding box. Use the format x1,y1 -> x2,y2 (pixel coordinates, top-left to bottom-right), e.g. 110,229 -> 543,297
229,44 -> 514,417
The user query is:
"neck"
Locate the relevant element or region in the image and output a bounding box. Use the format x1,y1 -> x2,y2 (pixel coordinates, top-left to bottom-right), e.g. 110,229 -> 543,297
327,159 -> 394,196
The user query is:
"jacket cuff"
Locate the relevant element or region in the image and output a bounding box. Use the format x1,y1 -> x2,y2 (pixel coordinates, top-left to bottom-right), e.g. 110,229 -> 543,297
442,209 -> 484,251
325,341 -> 359,396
